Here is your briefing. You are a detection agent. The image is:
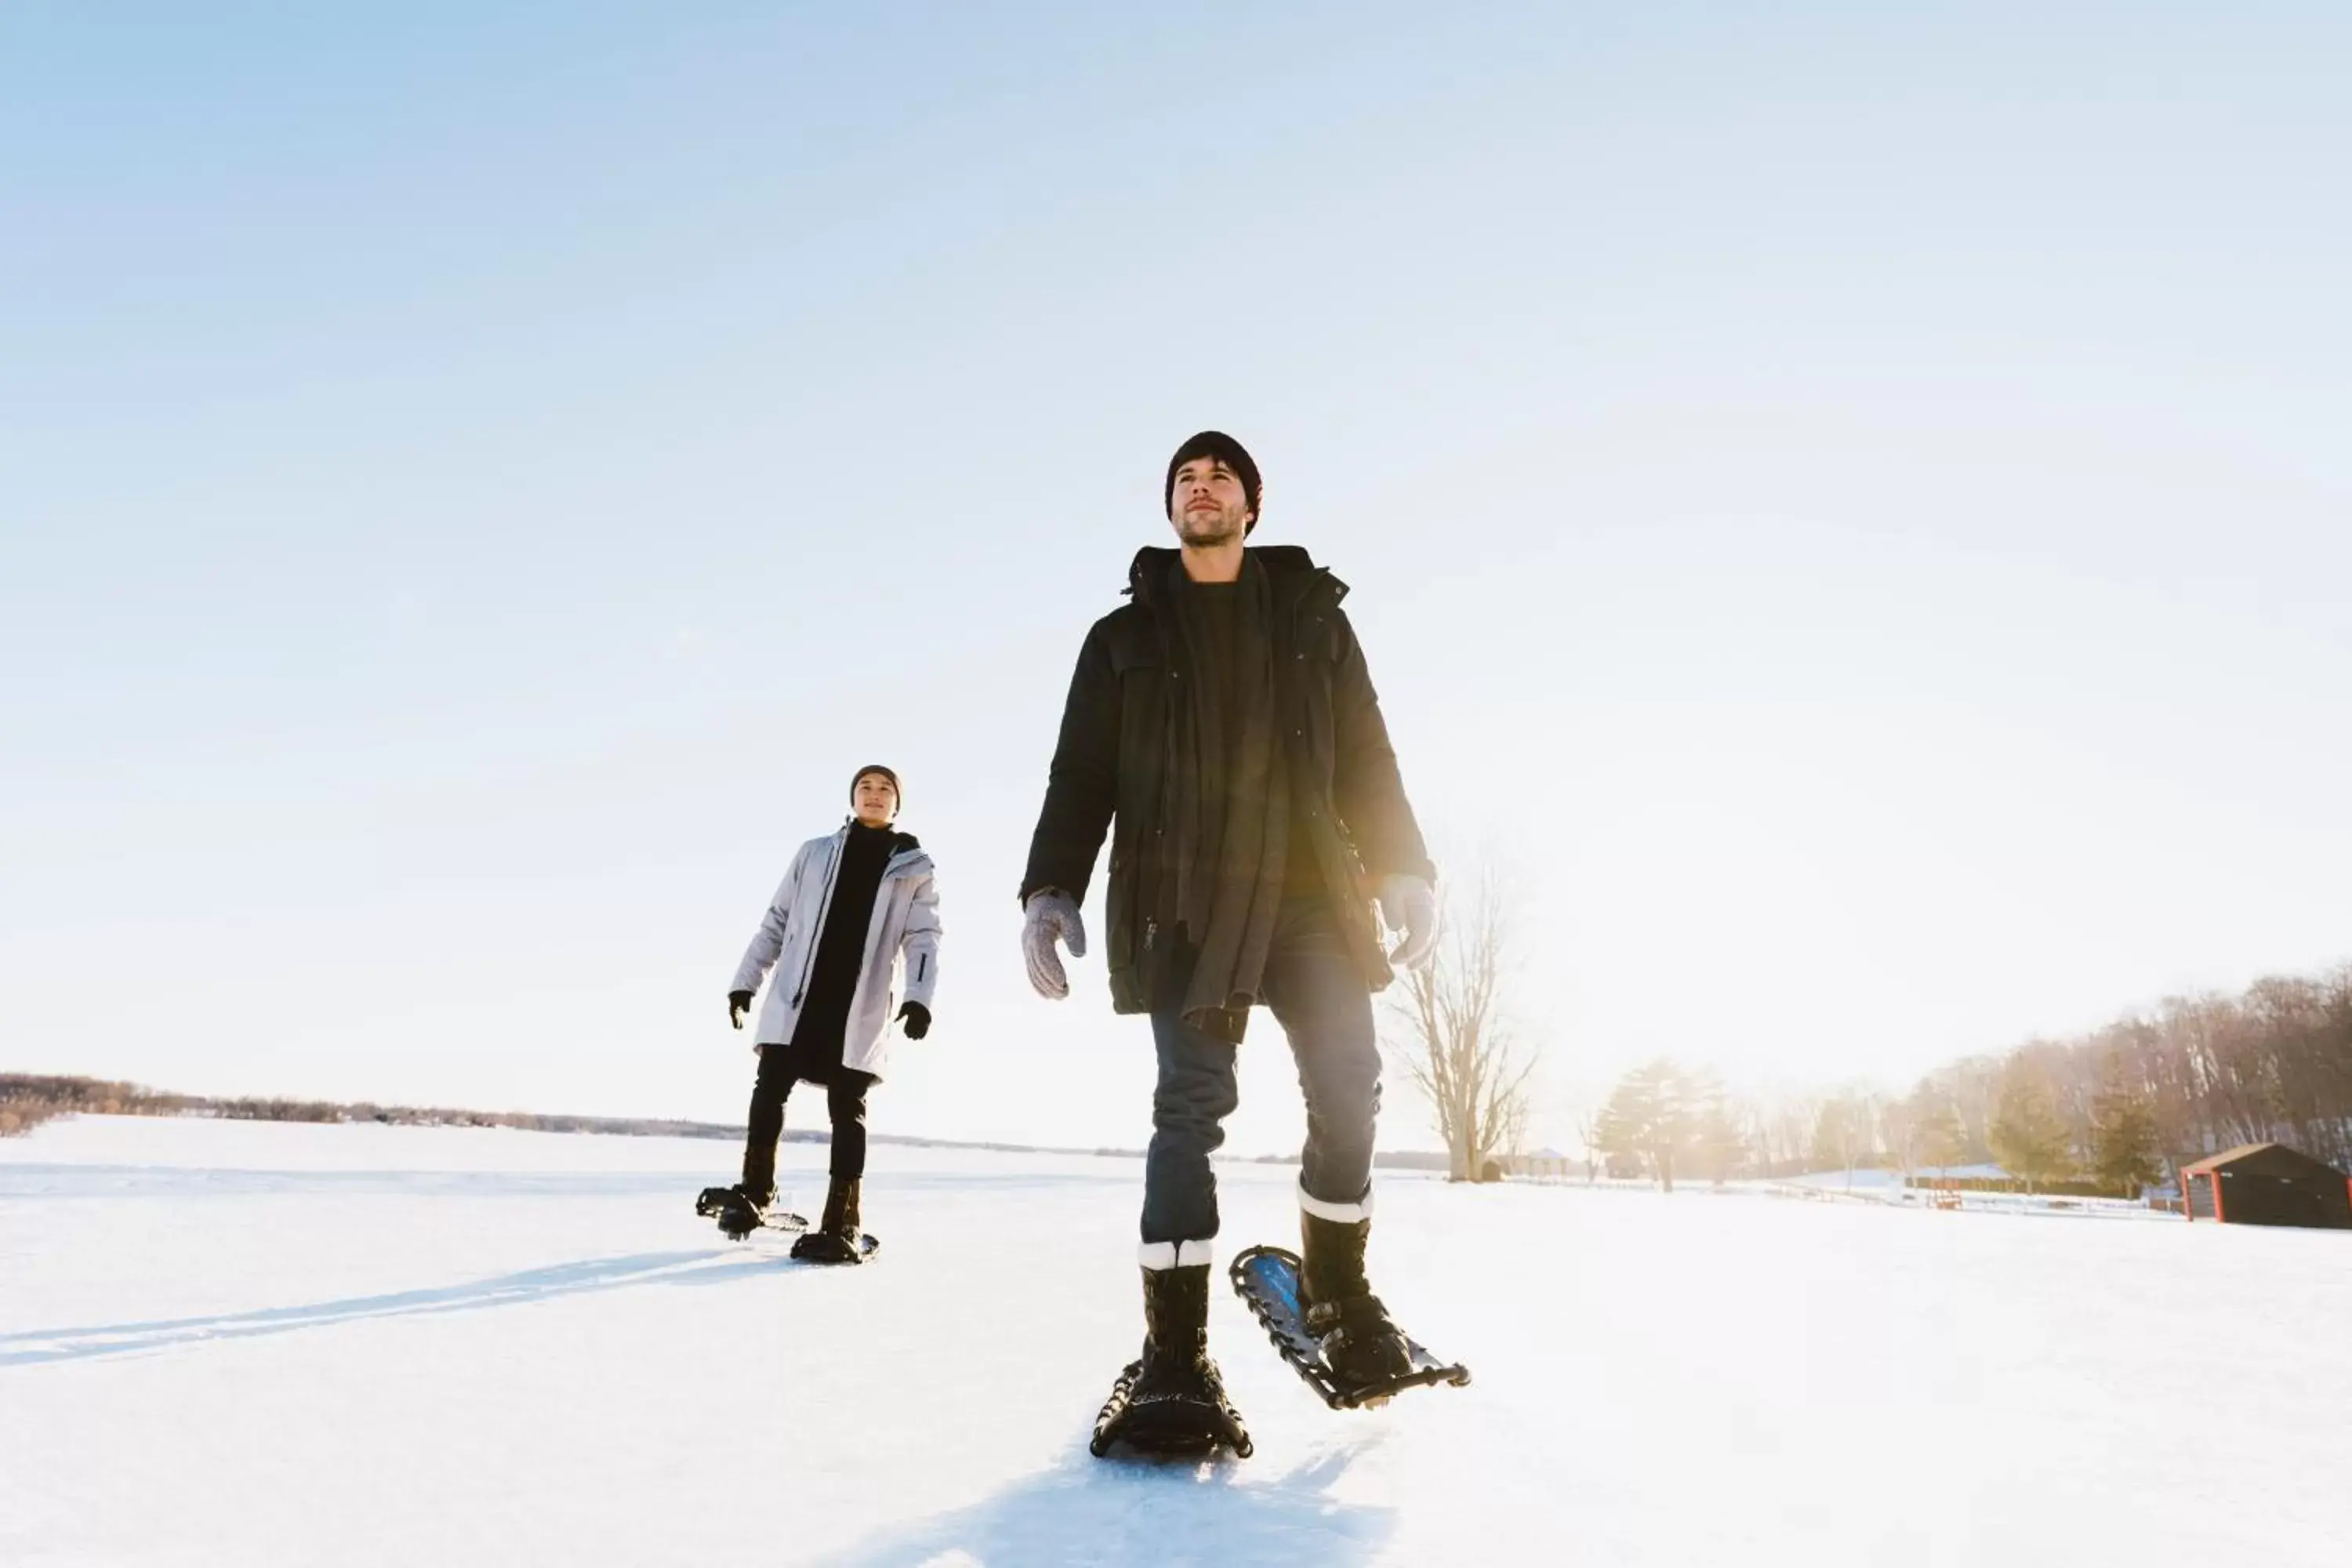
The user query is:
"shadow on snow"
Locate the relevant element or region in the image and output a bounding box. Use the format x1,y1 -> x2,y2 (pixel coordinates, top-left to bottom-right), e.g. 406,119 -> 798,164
0,1246 -> 810,1367
822,1434 -> 1398,1568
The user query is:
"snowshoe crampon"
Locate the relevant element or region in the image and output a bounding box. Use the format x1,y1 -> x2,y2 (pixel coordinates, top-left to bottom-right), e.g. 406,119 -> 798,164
1229,1244 -> 1469,1411
1089,1357 -> 1253,1460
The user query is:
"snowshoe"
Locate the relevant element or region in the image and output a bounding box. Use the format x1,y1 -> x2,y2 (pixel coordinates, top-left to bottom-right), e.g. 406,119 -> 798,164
1229,1244 -> 1469,1410
1090,1352 -> 1253,1458
695,1184 -> 807,1241
787,1177 -> 876,1264
1295,1210 -> 1417,1389
788,1229 -> 880,1265
1088,1261 -> 1251,1459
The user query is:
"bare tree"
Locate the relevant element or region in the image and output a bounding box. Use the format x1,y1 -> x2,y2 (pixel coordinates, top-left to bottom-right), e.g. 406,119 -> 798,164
1878,1093 -> 1920,1190
1383,870 -> 1540,1183
1767,1091 -> 1823,1179
1573,1106 -> 1605,1184
1812,1091 -> 1873,1189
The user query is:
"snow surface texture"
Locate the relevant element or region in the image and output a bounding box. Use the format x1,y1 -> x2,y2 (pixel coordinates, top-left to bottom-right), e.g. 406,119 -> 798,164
5,1116 -> 2348,1567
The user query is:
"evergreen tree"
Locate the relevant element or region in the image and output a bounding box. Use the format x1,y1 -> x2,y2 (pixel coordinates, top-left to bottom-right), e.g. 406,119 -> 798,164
2089,1080 -> 2163,1196
1593,1069 -> 1657,1184
1914,1094 -> 1969,1177
1988,1057 -> 2074,1192
1595,1058 -> 1697,1192
1693,1086 -> 1747,1187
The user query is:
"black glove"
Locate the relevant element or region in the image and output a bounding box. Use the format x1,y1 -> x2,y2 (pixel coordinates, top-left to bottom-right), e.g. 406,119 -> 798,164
728,990 -> 753,1030
897,1001 -> 931,1040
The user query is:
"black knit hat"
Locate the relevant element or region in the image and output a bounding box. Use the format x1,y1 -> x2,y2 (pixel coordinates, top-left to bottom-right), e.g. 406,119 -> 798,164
1165,430 -> 1261,535
851,764 -> 901,810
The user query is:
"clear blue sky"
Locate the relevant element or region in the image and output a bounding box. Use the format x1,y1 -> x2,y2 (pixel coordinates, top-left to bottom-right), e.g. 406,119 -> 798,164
5,3 -> 2347,1156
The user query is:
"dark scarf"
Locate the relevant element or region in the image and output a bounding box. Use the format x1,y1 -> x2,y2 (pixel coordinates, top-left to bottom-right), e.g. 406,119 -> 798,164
1163,554 -> 1290,1036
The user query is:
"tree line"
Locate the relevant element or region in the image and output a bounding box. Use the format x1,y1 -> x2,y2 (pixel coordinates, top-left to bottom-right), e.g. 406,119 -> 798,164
0,1074 -> 753,1142
0,1073 -> 1151,1160
1587,961 -> 2352,1194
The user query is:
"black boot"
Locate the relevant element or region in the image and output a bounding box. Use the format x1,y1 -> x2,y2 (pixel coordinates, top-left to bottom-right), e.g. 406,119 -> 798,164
789,1177 -> 866,1264
1091,1263 -> 1250,1457
1299,1212 -> 1414,1388
699,1182 -> 771,1241
1133,1264 -> 1218,1399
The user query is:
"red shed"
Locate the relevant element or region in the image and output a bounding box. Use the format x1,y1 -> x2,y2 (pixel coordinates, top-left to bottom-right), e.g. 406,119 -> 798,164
2181,1143 -> 2352,1230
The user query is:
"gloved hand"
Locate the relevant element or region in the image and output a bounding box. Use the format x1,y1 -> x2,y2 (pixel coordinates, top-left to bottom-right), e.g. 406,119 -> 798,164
728,990 -> 754,1030
1377,875 -> 1440,971
898,1001 -> 932,1040
1022,889 -> 1087,1000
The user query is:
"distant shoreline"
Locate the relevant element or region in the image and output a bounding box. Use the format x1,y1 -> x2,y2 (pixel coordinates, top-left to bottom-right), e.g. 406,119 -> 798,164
0,1073 -> 1451,1169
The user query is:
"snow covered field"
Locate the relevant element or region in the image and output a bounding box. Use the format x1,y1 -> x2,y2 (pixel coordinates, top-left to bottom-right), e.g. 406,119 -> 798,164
5,1116 -> 2349,1566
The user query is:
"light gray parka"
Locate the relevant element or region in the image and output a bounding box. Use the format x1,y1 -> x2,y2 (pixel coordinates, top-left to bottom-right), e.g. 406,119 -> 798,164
729,827 -> 942,1079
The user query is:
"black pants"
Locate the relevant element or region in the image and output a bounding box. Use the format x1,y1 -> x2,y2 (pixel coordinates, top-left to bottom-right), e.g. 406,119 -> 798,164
740,1041 -> 877,1196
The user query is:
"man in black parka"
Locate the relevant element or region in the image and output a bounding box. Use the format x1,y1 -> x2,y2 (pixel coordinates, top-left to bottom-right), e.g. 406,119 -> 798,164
1020,430 -> 1439,1453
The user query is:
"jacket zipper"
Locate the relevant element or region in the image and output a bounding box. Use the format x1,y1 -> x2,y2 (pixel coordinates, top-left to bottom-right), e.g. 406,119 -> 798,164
789,837 -> 846,1007
1145,568 -> 1180,962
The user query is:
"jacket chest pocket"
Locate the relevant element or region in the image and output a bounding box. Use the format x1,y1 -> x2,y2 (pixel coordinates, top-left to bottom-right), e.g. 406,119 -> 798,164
1113,649 -> 1170,826
1291,637 -> 1341,775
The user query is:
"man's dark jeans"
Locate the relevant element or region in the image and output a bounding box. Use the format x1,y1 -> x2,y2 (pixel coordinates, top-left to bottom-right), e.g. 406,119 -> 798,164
1141,896 -> 1381,1244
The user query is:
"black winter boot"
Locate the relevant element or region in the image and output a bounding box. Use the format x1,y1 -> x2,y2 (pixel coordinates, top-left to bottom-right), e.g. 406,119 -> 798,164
1299,1212 -> 1415,1388
700,1182 -> 771,1241
1134,1265 -> 1218,1399
1089,1262 -> 1251,1457
789,1178 -> 867,1264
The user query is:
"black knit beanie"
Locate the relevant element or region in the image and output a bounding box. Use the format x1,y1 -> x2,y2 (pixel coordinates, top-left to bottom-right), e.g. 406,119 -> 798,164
1164,430 -> 1261,535
851,765 -> 901,811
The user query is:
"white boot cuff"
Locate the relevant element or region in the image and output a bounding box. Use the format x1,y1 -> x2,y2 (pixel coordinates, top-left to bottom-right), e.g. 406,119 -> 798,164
1298,1182 -> 1374,1224
1138,1239 -> 1216,1270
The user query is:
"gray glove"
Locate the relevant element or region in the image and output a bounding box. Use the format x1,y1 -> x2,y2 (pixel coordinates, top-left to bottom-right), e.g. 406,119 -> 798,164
1378,875 -> 1440,971
1022,889 -> 1087,1000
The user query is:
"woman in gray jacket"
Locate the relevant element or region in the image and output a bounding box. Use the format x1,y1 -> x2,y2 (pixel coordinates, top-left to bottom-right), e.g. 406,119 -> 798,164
701,765 -> 942,1261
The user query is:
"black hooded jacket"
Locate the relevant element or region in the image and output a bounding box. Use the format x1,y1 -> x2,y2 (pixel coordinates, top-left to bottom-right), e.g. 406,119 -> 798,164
1020,545 -> 1435,1018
